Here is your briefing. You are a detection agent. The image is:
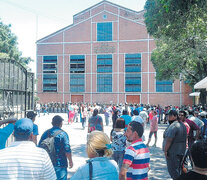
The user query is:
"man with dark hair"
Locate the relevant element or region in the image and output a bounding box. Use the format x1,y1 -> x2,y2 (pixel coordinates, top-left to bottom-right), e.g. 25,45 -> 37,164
120,110 -> 132,130
176,140 -> 207,180
119,121 -> 150,180
39,115 -> 73,180
179,110 -> 200,148
163,110 -> 187,180
27,111 -> 39,145
0,118 -> 56,179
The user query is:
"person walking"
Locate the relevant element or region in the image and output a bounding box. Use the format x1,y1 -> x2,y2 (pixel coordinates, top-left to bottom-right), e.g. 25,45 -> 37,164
88,108 -> 104,133
81,104 -> 87,130
163,110 -> 187,180
38,115 -> 73,180
26,111 -> 39,145
146,110 -> 158,147
0,118 -> 56,179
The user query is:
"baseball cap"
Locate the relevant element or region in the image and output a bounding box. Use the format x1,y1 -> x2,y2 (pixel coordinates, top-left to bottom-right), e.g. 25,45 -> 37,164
14,118 -> 33,139
26,111 -> 37,120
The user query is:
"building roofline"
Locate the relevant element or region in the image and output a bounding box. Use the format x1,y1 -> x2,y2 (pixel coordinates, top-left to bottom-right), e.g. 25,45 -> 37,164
73,0 -> 144,18
36,0 -> 144,43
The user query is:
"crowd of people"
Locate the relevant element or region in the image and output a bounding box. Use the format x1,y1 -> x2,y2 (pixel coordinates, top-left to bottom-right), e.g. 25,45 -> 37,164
0,102 -> 207,180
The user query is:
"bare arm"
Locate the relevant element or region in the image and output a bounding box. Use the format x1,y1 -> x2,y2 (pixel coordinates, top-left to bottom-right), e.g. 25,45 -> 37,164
119,164 -> 129,180
0,118 -> 17,127
32,135 -> 37,145
66,152 -> 73,168
164,137 -> 173,158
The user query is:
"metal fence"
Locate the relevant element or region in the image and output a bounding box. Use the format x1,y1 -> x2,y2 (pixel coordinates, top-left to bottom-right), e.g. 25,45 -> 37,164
0,58 -> 34,120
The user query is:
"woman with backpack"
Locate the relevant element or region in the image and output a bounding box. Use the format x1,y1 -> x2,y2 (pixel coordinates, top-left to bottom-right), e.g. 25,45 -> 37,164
88,109 -> 104,133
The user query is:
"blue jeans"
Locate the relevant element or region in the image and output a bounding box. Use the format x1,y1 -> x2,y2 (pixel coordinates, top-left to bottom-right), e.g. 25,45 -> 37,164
54,167 -> 67,180
112,151 -> 124,170
105,116 -> 109,126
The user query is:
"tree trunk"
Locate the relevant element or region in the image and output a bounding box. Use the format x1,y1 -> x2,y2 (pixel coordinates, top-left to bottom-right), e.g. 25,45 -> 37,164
200,89 -> 207,106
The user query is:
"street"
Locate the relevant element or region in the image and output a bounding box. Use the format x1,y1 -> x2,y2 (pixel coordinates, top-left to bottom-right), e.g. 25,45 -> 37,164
36,113 -> 172,180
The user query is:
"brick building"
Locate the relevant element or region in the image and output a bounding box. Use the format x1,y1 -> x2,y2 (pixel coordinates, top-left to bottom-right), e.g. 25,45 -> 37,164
36,0 -> 192,106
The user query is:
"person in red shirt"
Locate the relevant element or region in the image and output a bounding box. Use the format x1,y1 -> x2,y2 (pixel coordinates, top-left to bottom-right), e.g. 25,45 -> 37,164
146,110 -> 158,147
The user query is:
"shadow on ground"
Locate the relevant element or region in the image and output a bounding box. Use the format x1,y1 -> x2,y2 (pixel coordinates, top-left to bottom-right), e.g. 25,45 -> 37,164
71,143 -> 87,158
68,143 -> 88,179
148,146 -> 171,180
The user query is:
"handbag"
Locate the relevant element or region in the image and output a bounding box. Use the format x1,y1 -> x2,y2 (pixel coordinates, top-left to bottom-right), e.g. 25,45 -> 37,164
89,117 -> 99,133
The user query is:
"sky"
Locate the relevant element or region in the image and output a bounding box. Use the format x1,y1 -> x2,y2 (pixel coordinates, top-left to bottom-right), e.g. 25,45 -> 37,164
0,0 -> 147,73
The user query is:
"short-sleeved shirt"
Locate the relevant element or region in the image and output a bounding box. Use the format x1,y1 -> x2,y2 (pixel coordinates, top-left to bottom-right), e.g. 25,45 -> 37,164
120,115 -> 132,130
38,127 -> 71,168
185,119 -> 200,144
0,124 -> 14,150
111,129 -> 126,152
123,139 -> 150,180
150,115 -> 158,132
162,121 -> 187,155
0,141 -> 56,180
33,123 -> 39,136
89,115 -> 103,131
149,112 -> 153,120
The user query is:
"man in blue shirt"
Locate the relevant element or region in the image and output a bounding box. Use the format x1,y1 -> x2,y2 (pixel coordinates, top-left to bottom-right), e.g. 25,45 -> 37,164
0,118 -> 17,150
27,111 -> 39,145
39,115 -> 73,180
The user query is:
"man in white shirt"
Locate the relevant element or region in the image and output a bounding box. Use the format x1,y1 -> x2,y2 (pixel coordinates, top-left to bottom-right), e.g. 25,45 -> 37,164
0,118 -> 56,180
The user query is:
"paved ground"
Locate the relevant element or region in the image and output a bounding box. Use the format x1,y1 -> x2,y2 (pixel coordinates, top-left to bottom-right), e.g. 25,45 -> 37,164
36,113 -> 172,180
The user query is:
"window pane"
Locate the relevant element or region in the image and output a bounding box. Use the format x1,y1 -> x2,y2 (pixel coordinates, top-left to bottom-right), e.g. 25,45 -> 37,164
70,73 -> 85,92
97,22 -> 112,41
156,80 -> 173,92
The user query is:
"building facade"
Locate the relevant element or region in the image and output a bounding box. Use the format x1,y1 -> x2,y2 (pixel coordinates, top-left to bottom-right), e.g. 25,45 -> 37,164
36,0 -> 192,106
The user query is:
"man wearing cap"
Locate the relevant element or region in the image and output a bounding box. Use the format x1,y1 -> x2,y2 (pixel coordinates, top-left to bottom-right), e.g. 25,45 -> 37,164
27,111 -> 39,145
39,115 -> 73,180
0,118 -> 17,150
0,118 -> 56,179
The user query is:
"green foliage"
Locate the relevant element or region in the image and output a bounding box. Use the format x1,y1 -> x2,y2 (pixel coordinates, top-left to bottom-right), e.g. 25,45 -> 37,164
144,0 -> 207,87
0,20 -> 33,68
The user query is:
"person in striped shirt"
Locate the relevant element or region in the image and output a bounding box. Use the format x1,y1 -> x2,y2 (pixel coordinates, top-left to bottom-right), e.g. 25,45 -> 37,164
119,121 -> 150,180
0,118 -> 56,180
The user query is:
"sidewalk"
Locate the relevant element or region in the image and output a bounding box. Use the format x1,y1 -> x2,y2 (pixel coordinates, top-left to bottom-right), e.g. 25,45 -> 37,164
36,113 -> 172,180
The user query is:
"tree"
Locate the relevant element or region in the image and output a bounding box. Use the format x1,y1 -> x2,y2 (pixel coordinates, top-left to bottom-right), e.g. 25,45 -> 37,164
144,0 -> 207,104
0,20 -> 33,68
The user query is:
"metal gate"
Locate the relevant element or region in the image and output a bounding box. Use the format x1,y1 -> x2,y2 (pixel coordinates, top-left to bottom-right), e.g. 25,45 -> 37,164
0,58 -> 34,120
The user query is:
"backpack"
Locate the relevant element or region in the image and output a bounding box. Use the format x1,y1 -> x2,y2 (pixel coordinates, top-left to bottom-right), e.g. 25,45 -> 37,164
89,116 -> 102,133
39,130 -> 62,164
200,124 -> 207,140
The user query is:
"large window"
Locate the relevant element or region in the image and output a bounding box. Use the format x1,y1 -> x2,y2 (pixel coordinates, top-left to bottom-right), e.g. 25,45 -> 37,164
125,54 -> 141,92
97,54 -> 112,92
156,80 -> 173,92
97,22 -> 112,41
70,55 -> 85,92
43,56 -> 57,92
